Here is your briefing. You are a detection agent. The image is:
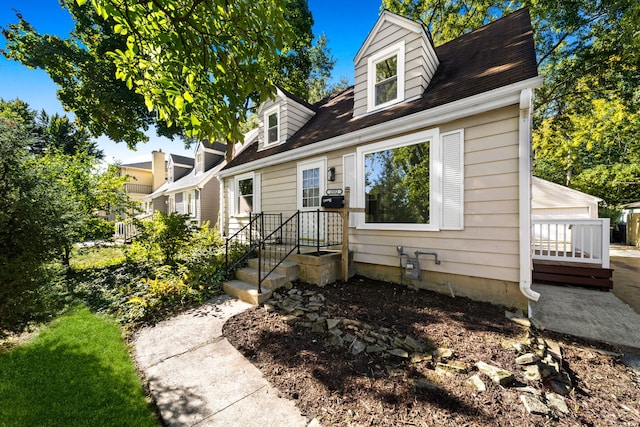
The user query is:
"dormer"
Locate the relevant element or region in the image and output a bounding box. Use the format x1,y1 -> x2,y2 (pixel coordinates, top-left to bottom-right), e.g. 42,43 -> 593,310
353,10 -> 440,117
167,154 -> 194,183
257,86 -> 316,151
196,140 -> 226,173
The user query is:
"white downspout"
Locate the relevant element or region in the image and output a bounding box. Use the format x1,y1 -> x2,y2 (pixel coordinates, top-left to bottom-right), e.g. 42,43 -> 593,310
519,88 -> 540,302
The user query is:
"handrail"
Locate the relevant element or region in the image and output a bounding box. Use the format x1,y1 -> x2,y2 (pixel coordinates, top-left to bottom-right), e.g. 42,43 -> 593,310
532,218 -> 610,268
224,213 -> 262,275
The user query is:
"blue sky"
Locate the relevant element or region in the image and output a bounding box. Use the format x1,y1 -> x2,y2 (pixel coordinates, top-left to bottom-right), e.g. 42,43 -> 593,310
0,0 -> 382,163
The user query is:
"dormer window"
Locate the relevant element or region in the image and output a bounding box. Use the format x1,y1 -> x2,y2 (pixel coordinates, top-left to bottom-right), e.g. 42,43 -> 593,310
367,41 -> 405,112
375,55 -> 398,105
264,106 -> 280,146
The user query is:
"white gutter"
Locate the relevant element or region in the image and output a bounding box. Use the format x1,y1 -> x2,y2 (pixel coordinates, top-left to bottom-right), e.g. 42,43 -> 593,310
518,87 -> 540,302
218,76 -> 544,179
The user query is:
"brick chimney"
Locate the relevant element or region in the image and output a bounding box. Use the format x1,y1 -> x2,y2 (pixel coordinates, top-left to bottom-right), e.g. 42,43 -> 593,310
151,149 -> 166,191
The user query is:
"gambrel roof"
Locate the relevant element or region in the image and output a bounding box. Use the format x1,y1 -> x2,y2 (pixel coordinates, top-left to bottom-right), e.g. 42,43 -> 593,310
223,8 -> 537,171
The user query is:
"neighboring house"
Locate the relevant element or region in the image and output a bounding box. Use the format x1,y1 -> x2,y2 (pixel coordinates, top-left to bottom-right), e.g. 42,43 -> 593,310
112,150 -> 166,219
217,9 -> 546,310
143,140 -> 229,227
532,177 -> 602,219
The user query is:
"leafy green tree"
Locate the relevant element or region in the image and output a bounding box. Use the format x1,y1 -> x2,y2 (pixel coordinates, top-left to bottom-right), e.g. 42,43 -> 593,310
36,111 -> 103,158
1,1 -> 185,147
133,212 -> 196,266
0,118 -> 68,331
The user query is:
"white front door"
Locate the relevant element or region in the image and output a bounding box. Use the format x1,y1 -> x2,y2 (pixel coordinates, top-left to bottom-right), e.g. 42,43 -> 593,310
297,159 -> 326,244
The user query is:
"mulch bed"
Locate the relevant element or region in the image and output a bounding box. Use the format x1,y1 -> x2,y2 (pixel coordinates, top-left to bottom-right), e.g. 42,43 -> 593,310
223,277 -> 640,426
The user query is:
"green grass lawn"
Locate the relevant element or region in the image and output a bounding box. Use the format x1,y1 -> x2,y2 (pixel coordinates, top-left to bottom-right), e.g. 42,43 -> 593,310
0,307 -> 157,427
70,245 -> 127,270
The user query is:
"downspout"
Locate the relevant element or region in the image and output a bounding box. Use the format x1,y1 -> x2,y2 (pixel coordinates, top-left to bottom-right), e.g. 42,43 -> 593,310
518,88 -> 540,302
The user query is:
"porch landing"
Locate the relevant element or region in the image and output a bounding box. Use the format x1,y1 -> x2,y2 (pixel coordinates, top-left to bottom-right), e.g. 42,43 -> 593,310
529,283 -> 640,352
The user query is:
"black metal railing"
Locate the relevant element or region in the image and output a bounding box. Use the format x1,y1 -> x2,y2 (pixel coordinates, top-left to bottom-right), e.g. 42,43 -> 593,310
225,210 -> 343,294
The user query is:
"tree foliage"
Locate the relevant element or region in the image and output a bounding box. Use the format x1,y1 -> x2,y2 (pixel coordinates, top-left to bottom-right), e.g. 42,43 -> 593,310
1,1 -> 186,147
78,0 -> 296,148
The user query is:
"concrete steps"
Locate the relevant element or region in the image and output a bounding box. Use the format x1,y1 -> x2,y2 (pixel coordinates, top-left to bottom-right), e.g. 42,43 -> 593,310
223,258 -> 299,306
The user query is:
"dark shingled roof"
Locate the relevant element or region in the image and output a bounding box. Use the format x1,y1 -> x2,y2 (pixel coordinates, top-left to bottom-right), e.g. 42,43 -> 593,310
224,8 -> 537,171
170,154 -> 195,166
202,140 -> 227,152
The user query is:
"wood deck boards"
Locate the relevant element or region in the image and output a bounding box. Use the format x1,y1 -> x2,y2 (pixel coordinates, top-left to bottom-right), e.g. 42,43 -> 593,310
532,260 -> 613,291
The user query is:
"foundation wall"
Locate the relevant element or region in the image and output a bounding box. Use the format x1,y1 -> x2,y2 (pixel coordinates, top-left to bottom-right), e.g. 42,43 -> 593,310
354,261 -> 528,311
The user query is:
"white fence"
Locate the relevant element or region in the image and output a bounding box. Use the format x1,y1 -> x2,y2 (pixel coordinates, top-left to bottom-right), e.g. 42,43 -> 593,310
114,213 -> 154,242
532,218 -> 610,268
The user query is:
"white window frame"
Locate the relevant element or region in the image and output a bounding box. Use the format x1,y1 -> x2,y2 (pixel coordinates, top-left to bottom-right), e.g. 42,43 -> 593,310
232,172 -> 257,217
355,128 -> 440,231
167,159 -> 174,182
296,158 -> 326,211
367,41 -> 405,112
196,151 -> 204,173
263,105 -> 281,147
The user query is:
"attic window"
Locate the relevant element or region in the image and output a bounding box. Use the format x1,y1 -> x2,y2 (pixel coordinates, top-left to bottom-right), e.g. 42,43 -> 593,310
367,41 -> 405,112
375,55 -> 398,105
264,105 -> 280,146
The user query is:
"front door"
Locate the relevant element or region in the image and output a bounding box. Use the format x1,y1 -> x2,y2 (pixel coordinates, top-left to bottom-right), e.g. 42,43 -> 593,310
297,159 -> 326,245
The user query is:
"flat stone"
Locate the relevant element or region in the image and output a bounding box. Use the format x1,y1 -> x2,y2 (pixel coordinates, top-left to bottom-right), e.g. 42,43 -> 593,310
413,378 -> 439,390
410,353 -> 431,363
514,386 -> 541,396
545,392 -> 569,414
437,361 -> 467,374
388,348 -> 409,358
523,365 -> 542,382
328,334 -> 343,347
363,335 -> 377,344
305,312 -> 319,322
326,318 -> 341,330
281,314 -> 298,325
366,344 -> 385,354
520,394 -> 552,416
516,353 -> 541,365
350,339 -> 366,355
263,303 -> 276,312
545,339 -> 562,362
549,377 -> 572,396
511,317 -> 532,328
476,361 -> 515,386
621,353 -> 640,374
311,323 -> 325,333
467,374 -> 486,392
404,336 -> 426,352
433,347 -> 453,359
343,333 -> 356,343
342,319 -> 361,327
530,317 -> 545,331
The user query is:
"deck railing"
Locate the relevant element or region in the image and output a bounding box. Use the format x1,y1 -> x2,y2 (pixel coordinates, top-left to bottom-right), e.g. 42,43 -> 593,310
114,212 -> 154,242
123,183 -> 153,194
532,218 -> 610,268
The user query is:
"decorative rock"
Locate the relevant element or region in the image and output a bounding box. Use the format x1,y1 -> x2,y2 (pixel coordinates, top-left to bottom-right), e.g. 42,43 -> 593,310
514,386 -> 541,396
307,417 -> 321,427
404,336 -> 426,352
343,333 -> 356,343
467,374 -> 486,392
545,339 -> 562,362
520,395 -> 552,416
306,312 -> 319,322
437,361 -> 467,374
363,335 -> 377,344
326,318 -> 341,330
512,343 -> 526,353
476,361 -> 515,386
411,353 -> 431,363
328,334 -> 343,347
388,348 -> 410,358
366,344 -> 385,354
433,347 -> 453,360
413,378 -> 439,390
281,314 -> 298,325
263,303 -> 276,312
529,317 -> 545,331
343,319 -> 361,327
311,323 -> 325,333
523,365 -> 542,382
350,339 -> 366,355
549,377 -> 572,396
545,392 -> 569,414
511,317 -> 532,328
516,353 -> 541,365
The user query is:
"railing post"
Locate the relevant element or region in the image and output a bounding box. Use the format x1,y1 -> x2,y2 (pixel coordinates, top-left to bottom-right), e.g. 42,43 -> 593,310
316,209 -> 321,254
297,211 -> 301,254
257,237 -> 262,295
602,218 -> 610,269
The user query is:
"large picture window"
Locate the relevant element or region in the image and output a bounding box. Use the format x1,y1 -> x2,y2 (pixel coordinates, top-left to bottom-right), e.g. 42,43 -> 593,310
365,140 -> 430,224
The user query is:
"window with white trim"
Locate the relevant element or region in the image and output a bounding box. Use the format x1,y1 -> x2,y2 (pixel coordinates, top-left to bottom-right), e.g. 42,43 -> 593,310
264,106 -> 280,146
231,172 -> 261,216
196,152 -> 203,173
367,42 -> 405,111
355,128 -> 464,231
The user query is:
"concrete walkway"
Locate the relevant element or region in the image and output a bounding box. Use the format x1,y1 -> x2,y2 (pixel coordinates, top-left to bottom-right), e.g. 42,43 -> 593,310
530,283 -> 640,352
133,295 -> 309,427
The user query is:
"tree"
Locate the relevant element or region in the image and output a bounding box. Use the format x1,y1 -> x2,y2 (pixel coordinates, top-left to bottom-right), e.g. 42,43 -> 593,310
0,117 -> 68,331
76,0 -> 296,156
37,112 -> 104,158
1,1 -> 186,147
